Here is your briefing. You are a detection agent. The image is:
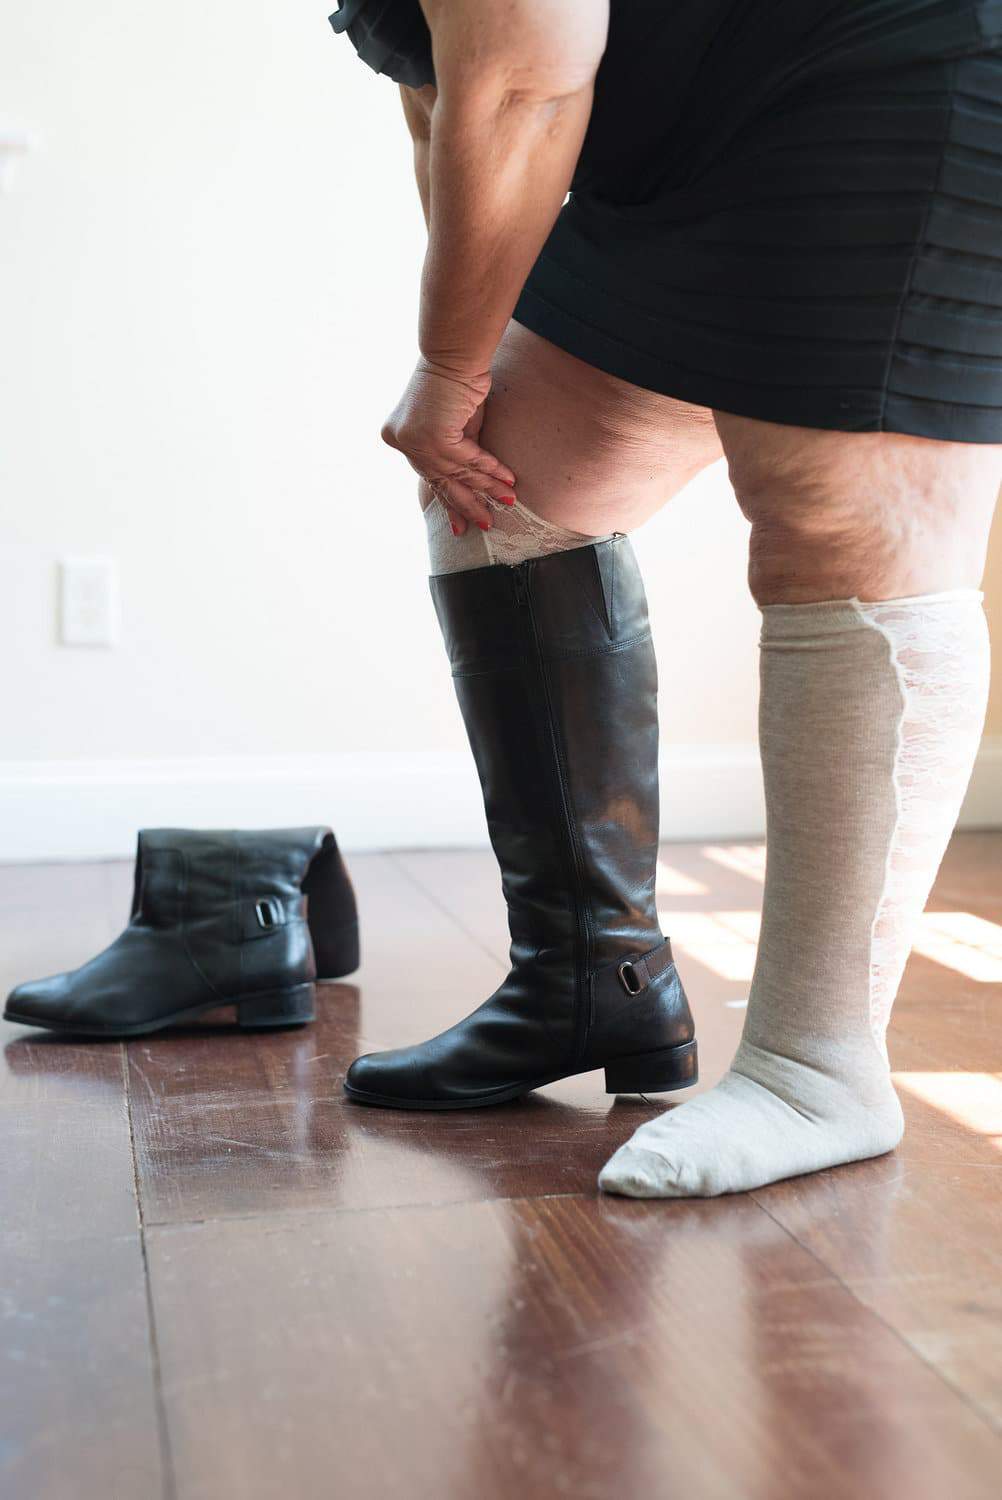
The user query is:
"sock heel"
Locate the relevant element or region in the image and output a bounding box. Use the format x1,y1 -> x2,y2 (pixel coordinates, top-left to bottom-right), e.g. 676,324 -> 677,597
236,983 -> 316,1030
604,1040 -> 698,1095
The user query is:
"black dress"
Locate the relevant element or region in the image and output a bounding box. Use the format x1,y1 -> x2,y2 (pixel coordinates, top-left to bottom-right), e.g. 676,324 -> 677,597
330,0 -> 1002,442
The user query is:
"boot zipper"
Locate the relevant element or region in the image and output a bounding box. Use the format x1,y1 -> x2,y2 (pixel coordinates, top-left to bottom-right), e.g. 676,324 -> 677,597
514,558 -> 594,1064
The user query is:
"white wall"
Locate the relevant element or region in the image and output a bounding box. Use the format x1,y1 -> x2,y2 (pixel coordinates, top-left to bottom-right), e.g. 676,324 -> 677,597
1,3 -> 998,859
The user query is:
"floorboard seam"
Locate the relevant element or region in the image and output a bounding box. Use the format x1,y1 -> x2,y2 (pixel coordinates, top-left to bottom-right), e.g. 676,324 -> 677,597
143,1188 -> 601,1234
123,1042 -> 179,1500
750,1187 -> 1002,1436
389,850 -> 509,969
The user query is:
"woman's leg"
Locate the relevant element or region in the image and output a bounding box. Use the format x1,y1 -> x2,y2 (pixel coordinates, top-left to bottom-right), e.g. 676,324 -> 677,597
601,417 -> 1000,1198
482,323 -> 723,532
422,321 -> 723,575
347,328 -> 721,1108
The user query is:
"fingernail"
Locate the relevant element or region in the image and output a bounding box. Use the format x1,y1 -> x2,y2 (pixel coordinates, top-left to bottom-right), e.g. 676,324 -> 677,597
477,521 -> 490,531
500,495 -> 516,506
450,523 -> 460,536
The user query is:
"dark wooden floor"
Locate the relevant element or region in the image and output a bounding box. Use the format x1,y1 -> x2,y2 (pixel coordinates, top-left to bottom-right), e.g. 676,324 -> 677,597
2,834 -> 1001,1500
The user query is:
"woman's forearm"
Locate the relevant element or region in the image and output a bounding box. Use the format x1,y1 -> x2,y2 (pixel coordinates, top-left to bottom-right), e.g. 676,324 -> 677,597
380,2 -> 607,528
417,0 -> 607,380
419,83 -> 593,378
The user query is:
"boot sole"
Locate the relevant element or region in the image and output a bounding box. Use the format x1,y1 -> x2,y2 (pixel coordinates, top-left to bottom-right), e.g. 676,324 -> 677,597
344,1039 -> 698,1109
2,983 -> 316,1038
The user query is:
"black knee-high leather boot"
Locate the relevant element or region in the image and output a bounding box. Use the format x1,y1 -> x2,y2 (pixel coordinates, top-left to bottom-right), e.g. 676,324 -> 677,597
4,826 -> 359,1036
345,537 -> 697,1109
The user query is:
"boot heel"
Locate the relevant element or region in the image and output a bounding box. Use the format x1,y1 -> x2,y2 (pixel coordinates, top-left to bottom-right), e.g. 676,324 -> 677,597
604,1040 -> 698,1095
314,922 -> 360,981
236,983 -> 315,1030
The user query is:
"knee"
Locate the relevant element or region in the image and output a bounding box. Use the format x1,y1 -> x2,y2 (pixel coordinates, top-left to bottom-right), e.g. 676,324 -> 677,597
732,448 -> 905,604
741,486 -> 994,607
744,502 -> 906,606
722,421 -> 1000,605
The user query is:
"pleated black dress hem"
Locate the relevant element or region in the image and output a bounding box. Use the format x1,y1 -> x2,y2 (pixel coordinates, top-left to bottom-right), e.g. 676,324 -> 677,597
332,0 -> 1002,445
514,245 -> 1002,443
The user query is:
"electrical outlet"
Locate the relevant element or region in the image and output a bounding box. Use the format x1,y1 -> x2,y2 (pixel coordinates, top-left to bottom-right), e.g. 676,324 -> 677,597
59,557 -> 119,647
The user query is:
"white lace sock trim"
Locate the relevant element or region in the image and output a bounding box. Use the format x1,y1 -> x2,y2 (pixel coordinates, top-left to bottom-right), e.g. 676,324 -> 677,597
853,591 -> 989,1053
425,493 -> 610,575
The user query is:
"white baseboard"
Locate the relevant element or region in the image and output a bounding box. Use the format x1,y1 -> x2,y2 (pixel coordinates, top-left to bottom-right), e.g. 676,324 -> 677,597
0,739 -> 998,863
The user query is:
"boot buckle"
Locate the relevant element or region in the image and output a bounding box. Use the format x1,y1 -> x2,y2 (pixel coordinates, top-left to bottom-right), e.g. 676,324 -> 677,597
618,960 -> 643,996
255,898 -> 281,930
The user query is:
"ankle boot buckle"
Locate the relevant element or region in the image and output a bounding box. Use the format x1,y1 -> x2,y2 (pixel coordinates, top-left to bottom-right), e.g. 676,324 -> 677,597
255,898 -> 281,930
618,960 -> 643,996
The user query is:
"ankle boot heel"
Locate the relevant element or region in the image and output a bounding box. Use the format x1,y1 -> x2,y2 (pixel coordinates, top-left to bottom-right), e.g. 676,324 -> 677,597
236,983 -> 316,1030
604,1040 -> 698,1095
314,923 -> 360,982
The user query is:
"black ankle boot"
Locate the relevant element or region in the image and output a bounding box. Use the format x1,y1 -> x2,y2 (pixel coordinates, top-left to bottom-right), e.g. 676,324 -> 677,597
4,826 -> 359,1036
345,537 -> 697,1109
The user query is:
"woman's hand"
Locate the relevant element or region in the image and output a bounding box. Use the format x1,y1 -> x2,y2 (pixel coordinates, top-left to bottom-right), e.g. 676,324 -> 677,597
381,360 -> 516,534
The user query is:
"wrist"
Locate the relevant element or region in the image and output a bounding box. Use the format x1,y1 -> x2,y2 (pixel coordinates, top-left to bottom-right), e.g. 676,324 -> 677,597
416,355 -> 492,399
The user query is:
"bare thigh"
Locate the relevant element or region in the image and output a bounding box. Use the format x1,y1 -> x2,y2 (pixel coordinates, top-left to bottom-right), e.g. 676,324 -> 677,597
474,322 -> 723,534
714,411 -> 1002,604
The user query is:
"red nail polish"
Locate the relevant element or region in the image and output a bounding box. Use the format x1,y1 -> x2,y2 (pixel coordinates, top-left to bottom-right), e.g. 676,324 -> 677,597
500,495 -> 516,506
477,521 -> 490,531
450,523 -> 460,536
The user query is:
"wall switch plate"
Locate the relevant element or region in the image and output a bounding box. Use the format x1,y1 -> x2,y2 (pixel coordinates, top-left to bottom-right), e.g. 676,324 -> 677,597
59,557 -> 119,647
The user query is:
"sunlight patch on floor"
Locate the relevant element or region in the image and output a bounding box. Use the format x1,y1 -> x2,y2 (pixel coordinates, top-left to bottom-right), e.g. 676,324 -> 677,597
702,844 -> 767,884
655,859 -> 709,897
911,911 -> 1002,983
658,909 -> 760,982
657,905 -> 1002,987
894,1071 -> 1002,1148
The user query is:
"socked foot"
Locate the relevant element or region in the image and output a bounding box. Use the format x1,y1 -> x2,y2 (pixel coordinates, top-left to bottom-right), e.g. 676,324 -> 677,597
598,587 -> 987,1201
598,1050 -> 904,1198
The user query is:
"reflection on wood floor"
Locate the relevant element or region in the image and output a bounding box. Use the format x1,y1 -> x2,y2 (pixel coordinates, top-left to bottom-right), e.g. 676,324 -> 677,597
2,833 -> 1000,1499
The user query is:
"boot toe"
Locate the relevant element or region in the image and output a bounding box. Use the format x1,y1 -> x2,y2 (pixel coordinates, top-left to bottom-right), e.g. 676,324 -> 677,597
344,1051 -> 398,1101
344,1046 -> 440,1105
4,974 -> 73,1027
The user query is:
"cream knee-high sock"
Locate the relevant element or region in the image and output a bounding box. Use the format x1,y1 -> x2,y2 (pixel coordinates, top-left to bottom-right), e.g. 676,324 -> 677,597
425,494 -> 610,574
599,590 -> 990,1199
